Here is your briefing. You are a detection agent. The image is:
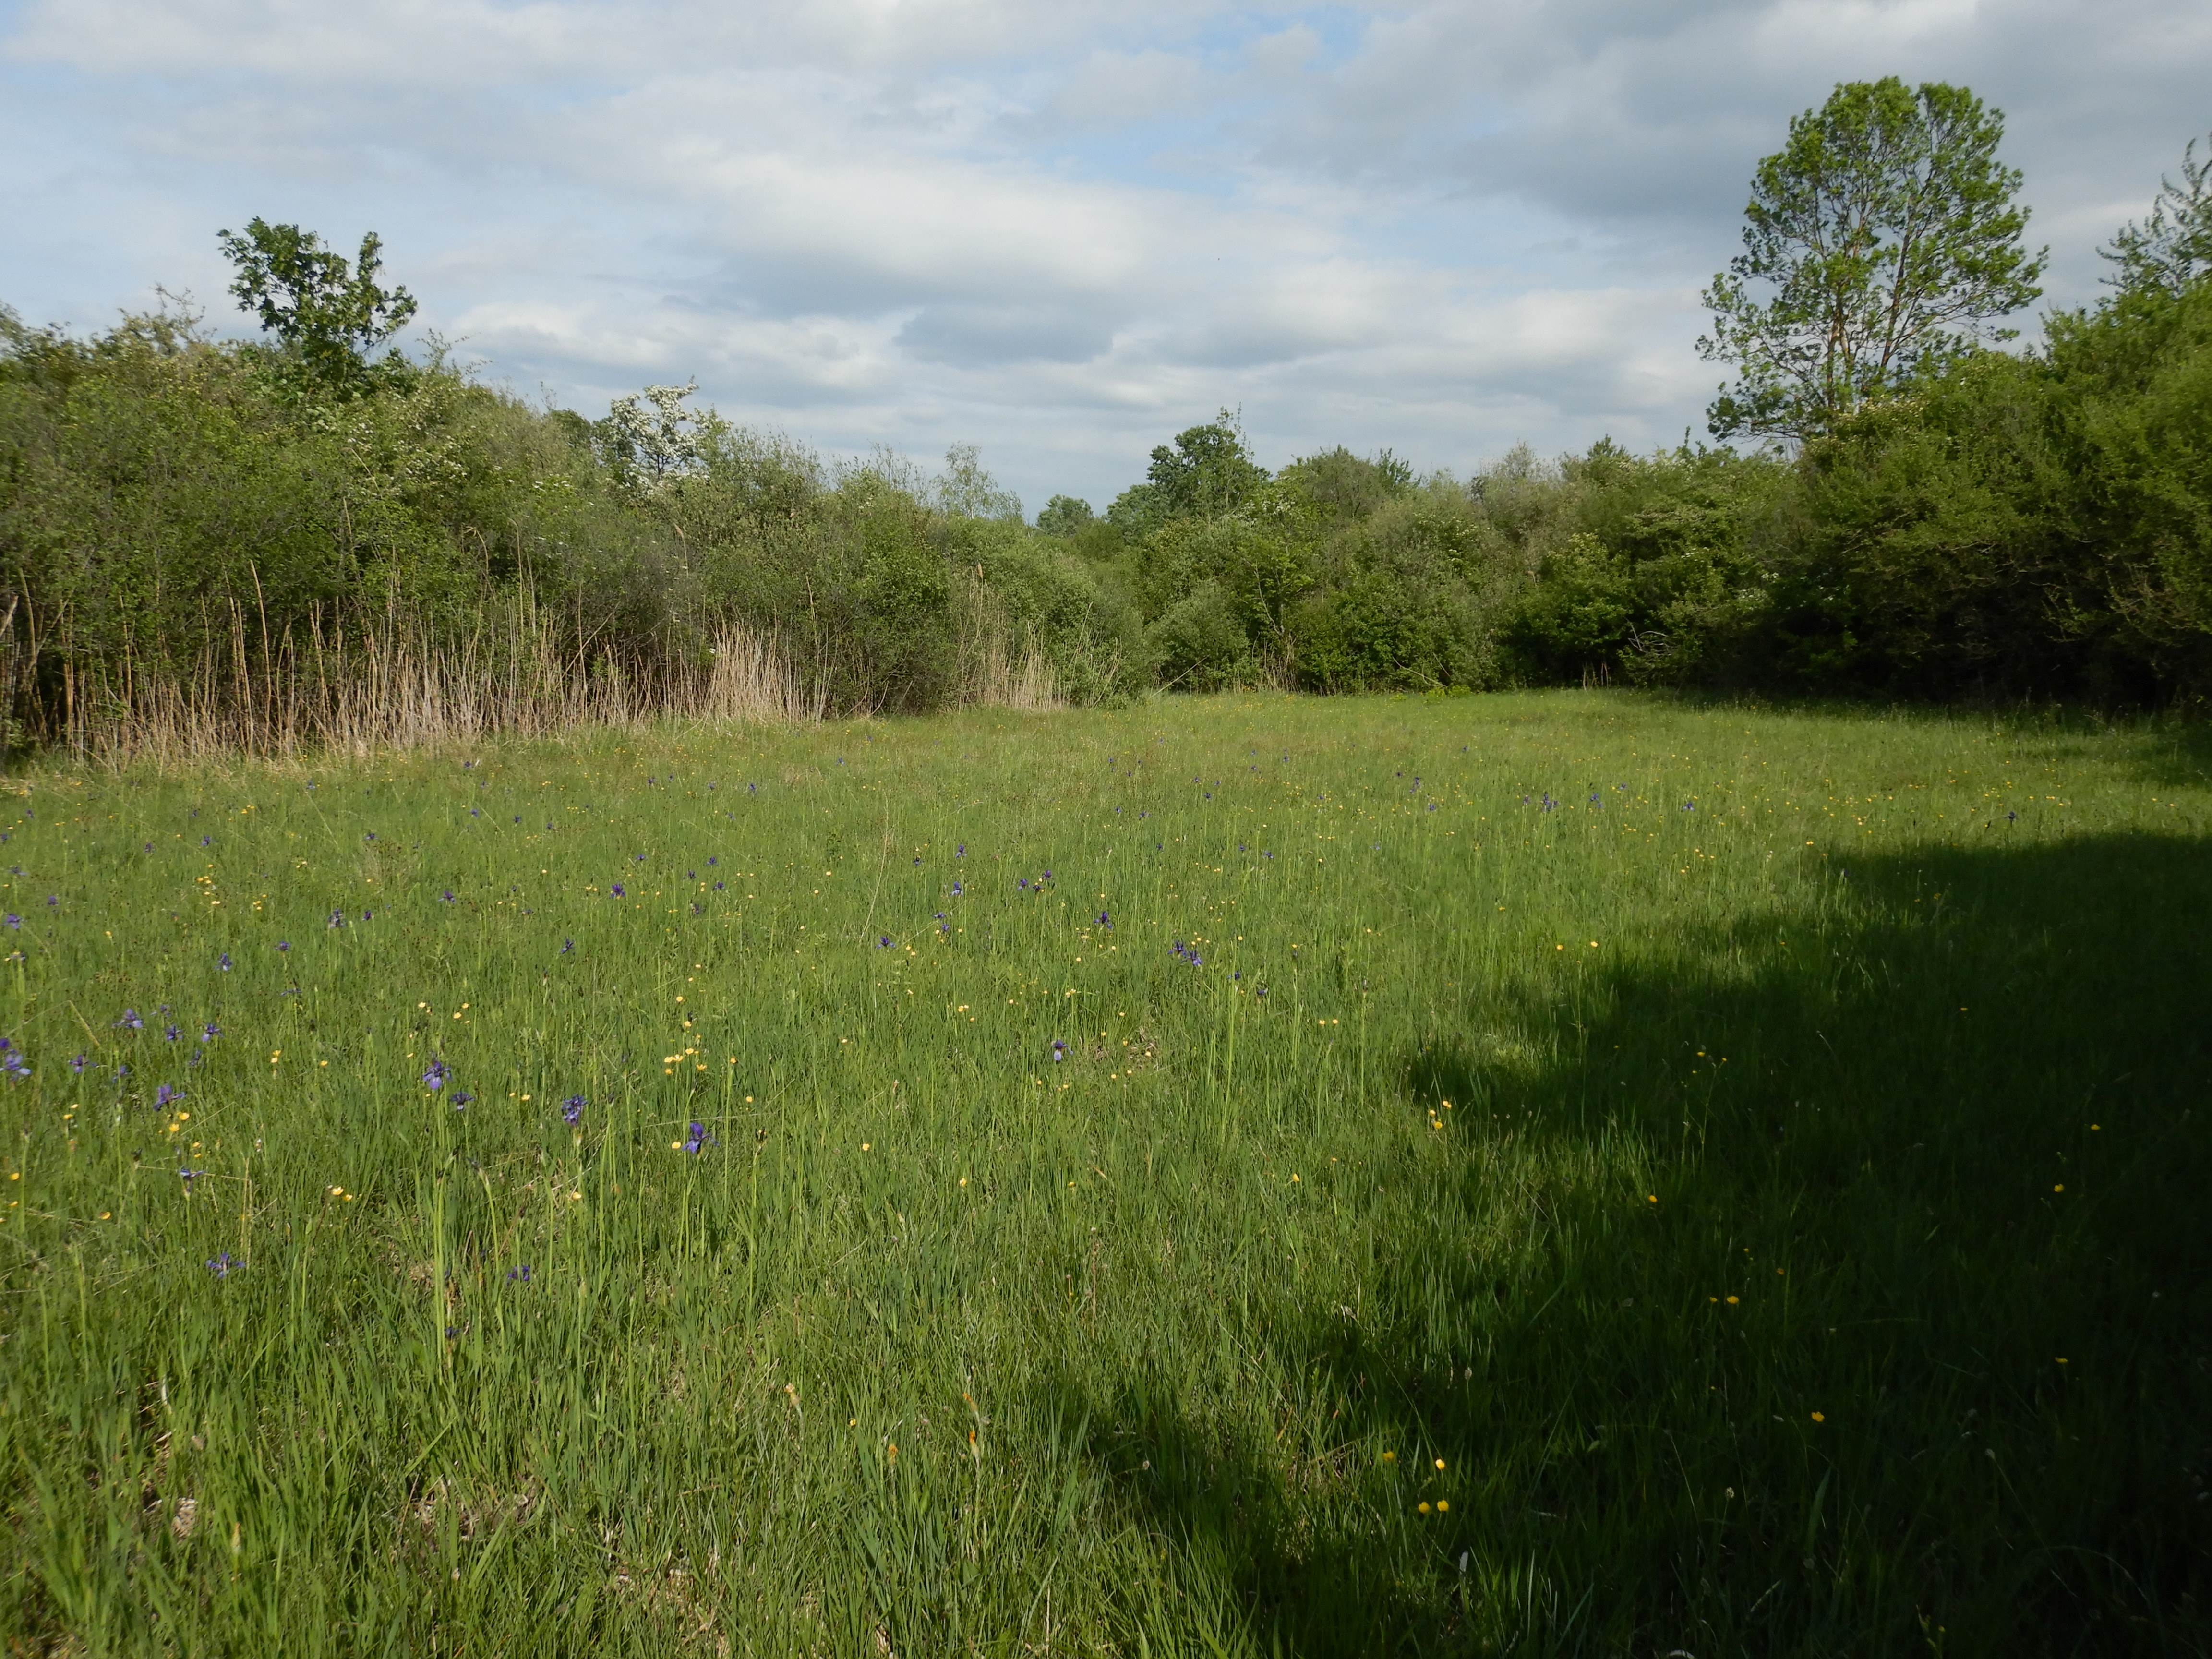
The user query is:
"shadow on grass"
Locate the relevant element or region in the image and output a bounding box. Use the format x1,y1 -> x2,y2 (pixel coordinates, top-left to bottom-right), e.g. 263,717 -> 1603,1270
1071,832 -> 2212,1656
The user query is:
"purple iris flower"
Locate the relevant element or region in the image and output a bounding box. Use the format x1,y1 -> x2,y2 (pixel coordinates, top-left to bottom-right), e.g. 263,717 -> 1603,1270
506,1264 -> 532,1283
327,910 -> 346,929
561,938 -> 574,954
277,940 -> 290,952
421,1058 -> 450,1092
682,1121 -> 713,1154
441,890 -> 455,903
3,915 -> 17,931
205,1252 -> 240,1278
451,1091 -> 473,1109
1097,912 -> 1110,927
70,1053 -> 86,1074
877,935 -> 891,948
611,883 -> 625,897
218,952 -> 231,971
0,1046 -> 29,1081
164,1023 -> 181,1042
156,1083 -> 184,1107
950,880 -> 963,898
1050,1040 -> 1067,1063
561,1094 -> 586,1125
117,1009 -> 144,1030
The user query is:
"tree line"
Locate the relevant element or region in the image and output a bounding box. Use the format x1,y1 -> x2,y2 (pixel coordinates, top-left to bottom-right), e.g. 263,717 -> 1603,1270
2,81 -> 2208,755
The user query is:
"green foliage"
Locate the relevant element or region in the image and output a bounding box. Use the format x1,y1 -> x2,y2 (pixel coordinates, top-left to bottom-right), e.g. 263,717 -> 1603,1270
1142,411 -> 1269,522
216,218 -> 419,399
934,442 -> 1023,522
0,296 -> 1137,744
2042,275 -> 2212,692
1034,494 -> 1094,536
1290,489 -> 1502,692
1700,78 -> 2044,443
16,155 -> 2212,738
1147,582 -> 1254,690
946,517 -> 1142,703
1274,445 -> 1414,524
2101,132 -> 2212,300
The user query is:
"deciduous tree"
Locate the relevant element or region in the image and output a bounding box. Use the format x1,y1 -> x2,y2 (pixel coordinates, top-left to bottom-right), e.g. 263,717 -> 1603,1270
1699,79 -> 2044,444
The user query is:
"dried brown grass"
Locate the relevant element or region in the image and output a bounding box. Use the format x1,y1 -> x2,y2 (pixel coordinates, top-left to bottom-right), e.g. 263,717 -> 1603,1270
32,599 -> 819,769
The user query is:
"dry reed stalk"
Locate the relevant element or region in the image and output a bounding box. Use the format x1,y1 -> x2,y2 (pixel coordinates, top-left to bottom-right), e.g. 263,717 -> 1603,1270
702,627 -> 820,723
968,631 -> 1063,711
36,610 -> 819,771
955,570 -> 1063,713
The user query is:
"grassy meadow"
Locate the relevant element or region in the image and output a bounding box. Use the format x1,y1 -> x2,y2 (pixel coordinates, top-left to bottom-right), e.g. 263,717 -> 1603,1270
0,690 -> 2207,1655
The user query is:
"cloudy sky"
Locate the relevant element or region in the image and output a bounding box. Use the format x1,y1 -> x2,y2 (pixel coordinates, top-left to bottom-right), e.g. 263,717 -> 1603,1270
3,0 -> 2206,511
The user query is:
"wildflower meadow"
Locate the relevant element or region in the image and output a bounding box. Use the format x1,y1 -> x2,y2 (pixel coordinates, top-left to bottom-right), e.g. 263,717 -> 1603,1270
0,691 -> 2206,1654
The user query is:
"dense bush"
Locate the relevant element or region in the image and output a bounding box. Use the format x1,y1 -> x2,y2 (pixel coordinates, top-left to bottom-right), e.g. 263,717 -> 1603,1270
5,159 -> 2211,755
0,303 -> 1138,749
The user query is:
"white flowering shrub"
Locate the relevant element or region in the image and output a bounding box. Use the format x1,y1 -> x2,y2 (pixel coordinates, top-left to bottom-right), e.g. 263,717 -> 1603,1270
601,381 -> 723,493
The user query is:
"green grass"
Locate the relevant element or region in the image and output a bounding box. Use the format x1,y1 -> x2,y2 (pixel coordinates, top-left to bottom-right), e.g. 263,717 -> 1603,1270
1,690 -> 2207,1656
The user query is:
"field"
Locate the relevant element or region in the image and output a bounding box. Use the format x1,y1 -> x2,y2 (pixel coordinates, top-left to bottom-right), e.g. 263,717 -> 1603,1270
0,690 -> 2206,1656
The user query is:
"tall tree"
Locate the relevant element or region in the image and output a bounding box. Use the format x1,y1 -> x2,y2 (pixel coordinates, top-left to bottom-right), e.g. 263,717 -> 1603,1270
1699,78 -> 2044,443
1146,411 -> 1269,519
216,218 -> 417,395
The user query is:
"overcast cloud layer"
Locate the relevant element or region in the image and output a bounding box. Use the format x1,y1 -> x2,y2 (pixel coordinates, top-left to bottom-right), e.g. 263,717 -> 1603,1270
4,0 -> 2207,509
